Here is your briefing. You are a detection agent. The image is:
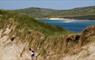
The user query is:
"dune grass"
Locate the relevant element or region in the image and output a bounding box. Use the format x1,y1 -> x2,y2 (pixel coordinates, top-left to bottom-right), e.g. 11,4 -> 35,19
0,10 -> 75,60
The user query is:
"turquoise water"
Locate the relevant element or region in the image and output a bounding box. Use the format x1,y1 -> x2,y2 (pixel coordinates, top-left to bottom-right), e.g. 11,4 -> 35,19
40,19 -> 95,32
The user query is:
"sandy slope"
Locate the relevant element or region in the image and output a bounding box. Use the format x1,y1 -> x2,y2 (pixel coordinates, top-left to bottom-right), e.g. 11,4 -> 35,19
0,28 -> 32,60
62,41 -> 95,60
0,27 -> 95,60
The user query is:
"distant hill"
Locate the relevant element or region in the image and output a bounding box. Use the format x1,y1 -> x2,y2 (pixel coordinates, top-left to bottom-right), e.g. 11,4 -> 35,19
14,7 -> 57,18
61,6 -> 95,20
14,6 -> 95,20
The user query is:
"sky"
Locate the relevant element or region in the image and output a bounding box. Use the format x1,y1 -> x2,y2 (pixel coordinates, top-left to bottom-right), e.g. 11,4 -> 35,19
0,0 -> 95,10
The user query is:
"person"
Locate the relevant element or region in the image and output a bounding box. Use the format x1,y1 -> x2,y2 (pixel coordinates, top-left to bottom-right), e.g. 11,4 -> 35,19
29,48 -> 36,60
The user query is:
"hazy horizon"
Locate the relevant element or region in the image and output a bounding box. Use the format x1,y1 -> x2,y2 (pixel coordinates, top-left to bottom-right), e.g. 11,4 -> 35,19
0,0 -> 95,10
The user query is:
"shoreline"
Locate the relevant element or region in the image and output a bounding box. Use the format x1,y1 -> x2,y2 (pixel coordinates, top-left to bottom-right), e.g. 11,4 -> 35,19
37,18 -> 95,20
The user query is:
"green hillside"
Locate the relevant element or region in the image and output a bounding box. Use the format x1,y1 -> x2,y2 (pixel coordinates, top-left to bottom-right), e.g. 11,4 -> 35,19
14,6 -> 95,20
14,7 -> 57,18
0,10 -> 67,35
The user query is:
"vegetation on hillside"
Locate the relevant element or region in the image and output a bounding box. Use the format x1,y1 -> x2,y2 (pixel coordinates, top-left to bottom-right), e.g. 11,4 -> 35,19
0,10 -> 67,35
0,10 -> 71,59
14,6 -> 95,20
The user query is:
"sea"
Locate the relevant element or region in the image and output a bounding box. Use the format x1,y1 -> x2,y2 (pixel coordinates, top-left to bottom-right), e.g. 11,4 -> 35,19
39,19 -> 95,32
